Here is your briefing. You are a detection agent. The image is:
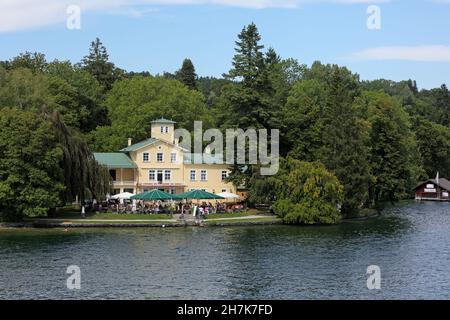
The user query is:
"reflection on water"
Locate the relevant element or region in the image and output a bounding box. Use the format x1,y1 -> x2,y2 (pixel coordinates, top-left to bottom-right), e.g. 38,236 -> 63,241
0,201 -> 449,299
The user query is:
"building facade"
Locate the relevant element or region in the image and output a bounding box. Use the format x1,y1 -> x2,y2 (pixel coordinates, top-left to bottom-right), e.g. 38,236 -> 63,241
94,118 -> 236,196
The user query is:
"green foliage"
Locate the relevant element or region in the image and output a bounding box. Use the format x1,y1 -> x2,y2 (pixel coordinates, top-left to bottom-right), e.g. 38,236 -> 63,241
46,60 -> 107,131
8,52 -> 48,73
412,116 -> 450,179
0,67 -> 51,112
354,91 -> 423,204
89,76 -> 212,151
1,24 -> 450,223
0,109 -> 64,220
285,65 -> 370,215
80,37 -> 124,91
197,76 -> 231,107
226,22 -> 265,87
176,58 -> 198,90
265,159 -> 344,225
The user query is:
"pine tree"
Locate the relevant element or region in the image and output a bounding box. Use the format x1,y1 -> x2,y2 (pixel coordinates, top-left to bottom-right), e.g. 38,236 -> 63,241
81,38 -> 122,91
226,22 -> 265,88
176,58 -> 197,90
317,66 -> 370,215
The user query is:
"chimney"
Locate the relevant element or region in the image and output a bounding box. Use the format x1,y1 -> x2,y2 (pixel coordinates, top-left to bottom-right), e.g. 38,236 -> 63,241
127,138 -> 132,146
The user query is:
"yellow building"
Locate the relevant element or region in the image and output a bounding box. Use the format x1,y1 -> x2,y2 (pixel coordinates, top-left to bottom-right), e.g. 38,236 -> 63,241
94,118 -> 236,196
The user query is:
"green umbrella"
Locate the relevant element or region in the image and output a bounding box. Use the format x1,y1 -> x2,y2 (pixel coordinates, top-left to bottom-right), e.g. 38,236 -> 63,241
131,189 -> 174,201
174,189 -> 225,200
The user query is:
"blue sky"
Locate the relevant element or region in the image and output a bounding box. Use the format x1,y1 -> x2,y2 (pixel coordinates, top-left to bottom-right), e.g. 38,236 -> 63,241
1,0 -> 450,89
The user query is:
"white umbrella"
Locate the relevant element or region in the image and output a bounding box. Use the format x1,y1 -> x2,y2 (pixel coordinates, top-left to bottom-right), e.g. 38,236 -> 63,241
216,192 -> 240,199
110,192 -> 135,200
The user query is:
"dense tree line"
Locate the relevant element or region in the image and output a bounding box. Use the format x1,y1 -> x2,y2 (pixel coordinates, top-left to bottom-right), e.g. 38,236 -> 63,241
1,24 -> 449,222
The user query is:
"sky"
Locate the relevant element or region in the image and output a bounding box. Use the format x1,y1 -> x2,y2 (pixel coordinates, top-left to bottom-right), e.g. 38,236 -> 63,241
1,0 -> 450,89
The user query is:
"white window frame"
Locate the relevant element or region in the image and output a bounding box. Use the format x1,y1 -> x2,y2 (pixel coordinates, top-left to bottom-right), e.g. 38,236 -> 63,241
221,170 -> 228,181
165,126 -> 169,133
164,170 -> 171,181
157,152 -> 163,163
201,170 -> 207,181
171,152 -> 177,163
143,152 -> 149,162
149,170 -> 156,181
190,170 -> 196,181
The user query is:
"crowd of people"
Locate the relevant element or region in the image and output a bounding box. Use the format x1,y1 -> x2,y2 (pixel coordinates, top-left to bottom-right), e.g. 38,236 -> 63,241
85,199 -> 246,216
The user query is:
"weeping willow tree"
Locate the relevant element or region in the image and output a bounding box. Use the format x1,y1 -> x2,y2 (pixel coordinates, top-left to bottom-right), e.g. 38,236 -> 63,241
48,110 -> 111,203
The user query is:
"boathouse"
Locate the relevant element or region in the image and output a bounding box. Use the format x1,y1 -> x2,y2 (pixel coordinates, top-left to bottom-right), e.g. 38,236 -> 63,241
414,175 -> 450,202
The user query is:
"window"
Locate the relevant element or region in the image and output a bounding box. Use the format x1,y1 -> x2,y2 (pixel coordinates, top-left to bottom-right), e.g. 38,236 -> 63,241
149,170 -> 156,181
124,188 -> 134,194
164,170 -> 171,181
170,188 -> 176,195
171,152 -> 177,163
157,153 -> 163,162
165,126 -> 169,133
190,170 -> 196,181
160,126 -> 164,133
143,152 -> 149,162
221,189 -> 227,193
201,170 -> 207,181
109,170 -> 117,181
113,189 -> 120,195
221,170 -> 228,181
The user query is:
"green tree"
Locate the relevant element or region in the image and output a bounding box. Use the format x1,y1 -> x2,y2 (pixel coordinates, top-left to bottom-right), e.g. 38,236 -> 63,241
8,52 -> 48,73
412,116 -> 450,179
317,66 -> 370,215
176,58 -> 198,90
89,76 -> 212,151
0,67 -> 51,112
355,91 -> 423,204
0,109 -> 64,221
226,22 -> 265,87
283,79 -> 327,160
251,158 -> 344,225
49,111 -> 111,203
80,38 -> 123,91
46,60 -> 107,131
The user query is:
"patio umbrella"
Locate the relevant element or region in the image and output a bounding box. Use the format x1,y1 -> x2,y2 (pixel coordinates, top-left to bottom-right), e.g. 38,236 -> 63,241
174,189 -> 225,200
216,192 -> 239,199
110,192 -> 135,200
131,189 -> 173,201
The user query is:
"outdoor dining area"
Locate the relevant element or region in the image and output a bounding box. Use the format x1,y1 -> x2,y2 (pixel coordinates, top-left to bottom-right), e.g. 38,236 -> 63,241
104,189 -> 245,216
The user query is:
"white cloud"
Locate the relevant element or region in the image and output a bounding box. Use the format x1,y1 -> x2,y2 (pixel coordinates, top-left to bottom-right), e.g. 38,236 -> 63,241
351,45 -> 450,62
0,0 -> 390,32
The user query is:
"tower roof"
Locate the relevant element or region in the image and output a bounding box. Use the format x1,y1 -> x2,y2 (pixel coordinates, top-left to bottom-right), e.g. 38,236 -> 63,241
150,118 -> 177,124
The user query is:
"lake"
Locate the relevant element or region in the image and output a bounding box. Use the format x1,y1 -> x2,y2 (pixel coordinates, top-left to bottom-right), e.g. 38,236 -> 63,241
1,201 -> 449,299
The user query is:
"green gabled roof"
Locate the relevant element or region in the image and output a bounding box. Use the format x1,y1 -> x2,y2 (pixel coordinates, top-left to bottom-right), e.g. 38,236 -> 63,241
120,138 -> 157,152
93,153 -> 137,169
150,118 -> 177,124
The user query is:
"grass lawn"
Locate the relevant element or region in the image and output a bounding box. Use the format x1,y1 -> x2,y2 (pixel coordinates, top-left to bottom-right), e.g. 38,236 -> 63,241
204,208 -> 270,220
33,208 -> 174,221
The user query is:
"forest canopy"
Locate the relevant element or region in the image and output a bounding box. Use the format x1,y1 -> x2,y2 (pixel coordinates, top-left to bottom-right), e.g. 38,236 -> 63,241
1,27 -> 449,222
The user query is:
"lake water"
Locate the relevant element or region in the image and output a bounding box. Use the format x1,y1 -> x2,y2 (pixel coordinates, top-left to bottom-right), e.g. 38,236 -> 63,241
1,201 -> 450,299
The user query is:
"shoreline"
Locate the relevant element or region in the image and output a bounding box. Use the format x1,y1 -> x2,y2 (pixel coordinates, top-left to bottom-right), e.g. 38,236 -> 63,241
0,208 -> 386,230
0,217 -> 284,229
